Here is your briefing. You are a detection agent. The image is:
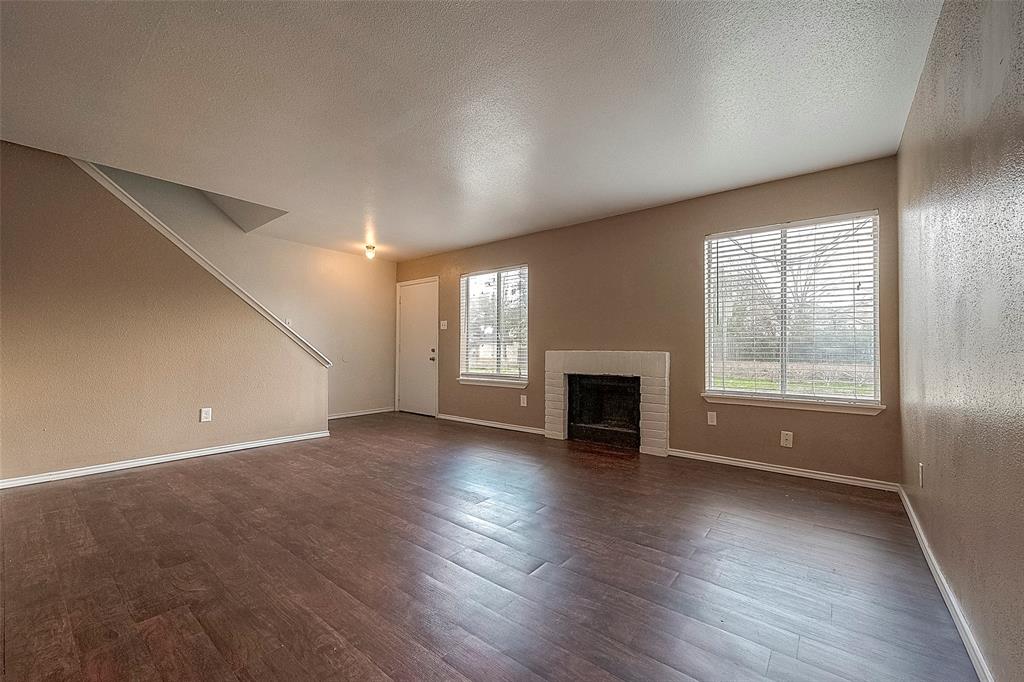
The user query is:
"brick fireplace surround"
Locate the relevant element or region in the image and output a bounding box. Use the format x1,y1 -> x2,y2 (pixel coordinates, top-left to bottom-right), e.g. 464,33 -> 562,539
544,351 -> 670,456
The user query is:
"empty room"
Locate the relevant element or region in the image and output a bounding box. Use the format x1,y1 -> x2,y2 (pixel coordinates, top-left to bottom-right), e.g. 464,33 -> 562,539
1,1 -> 1021,680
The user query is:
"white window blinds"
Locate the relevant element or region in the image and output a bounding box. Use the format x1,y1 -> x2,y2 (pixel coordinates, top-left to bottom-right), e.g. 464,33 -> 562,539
460,265 -> 528,381
705,211 -> 880,403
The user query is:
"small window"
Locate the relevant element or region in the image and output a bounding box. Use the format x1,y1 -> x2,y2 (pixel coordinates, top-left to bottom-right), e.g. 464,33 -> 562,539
704,211 -> 880,404
460,265 -> 528,383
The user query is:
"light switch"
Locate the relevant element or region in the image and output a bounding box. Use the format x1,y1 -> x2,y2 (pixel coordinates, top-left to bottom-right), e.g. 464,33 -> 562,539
200,407 -> 213,422
520,394 -> 528,407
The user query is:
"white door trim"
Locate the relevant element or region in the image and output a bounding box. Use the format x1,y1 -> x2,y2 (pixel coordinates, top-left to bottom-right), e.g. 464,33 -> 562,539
397,276 -> 441,287
395,277 -> 440,415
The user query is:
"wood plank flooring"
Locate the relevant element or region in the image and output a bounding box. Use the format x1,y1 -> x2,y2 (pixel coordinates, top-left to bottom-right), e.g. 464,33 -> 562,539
1,412 -> 976,681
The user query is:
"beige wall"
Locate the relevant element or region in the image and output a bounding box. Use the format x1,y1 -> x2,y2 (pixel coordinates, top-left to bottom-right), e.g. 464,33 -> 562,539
897,1 -> 1024,679
0,142 -> 328,480
399,157 -> 902,481
96,165 -> 397,418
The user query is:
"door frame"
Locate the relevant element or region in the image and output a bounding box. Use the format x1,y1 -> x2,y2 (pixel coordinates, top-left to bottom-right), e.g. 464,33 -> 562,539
395,276 -> 440,416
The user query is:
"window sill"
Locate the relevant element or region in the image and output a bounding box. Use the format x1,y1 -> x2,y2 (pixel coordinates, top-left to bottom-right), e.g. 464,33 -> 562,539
701,392 -> 885,415
459,376 -> 528,389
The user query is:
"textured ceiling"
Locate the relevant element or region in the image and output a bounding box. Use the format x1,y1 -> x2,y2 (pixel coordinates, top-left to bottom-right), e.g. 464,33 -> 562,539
0,1 -> 942,260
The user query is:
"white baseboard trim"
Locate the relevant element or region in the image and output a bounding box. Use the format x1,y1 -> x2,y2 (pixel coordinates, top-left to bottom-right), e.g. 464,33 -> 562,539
898,487 -> 993,682
665,446 -> 988,679
0,431 -> 330,490
328,407 -> 395,420
667,448 -> 900,491
437,413 -> 546,436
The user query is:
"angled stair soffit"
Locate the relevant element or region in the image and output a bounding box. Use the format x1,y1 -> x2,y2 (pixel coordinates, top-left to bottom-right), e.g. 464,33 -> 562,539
200,190 -> 288,233
73,158 -> 332,368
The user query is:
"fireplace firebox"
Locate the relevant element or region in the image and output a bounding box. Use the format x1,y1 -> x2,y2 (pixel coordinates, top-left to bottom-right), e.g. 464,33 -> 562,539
567,374 -> 641,449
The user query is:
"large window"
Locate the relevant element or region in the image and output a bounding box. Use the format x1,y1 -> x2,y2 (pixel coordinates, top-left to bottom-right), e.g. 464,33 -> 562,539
704,211 -> 880,405
460,265 -> 528,384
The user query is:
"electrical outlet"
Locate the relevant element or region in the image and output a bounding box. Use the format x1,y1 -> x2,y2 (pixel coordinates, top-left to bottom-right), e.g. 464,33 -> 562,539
520,394 -> 528,407
780,430 -> 793,448
440,320 -> 448,330
707,411 -> 717,426
919,462 -> 924,488
200,407 -> 213,422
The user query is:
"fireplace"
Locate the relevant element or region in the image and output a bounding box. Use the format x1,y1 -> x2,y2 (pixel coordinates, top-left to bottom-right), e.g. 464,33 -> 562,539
545,351 -> 669,456
567,374 -> 641,449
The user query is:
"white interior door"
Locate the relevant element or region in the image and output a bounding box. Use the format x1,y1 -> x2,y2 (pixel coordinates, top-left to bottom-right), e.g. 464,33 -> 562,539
397,279 -> 438,416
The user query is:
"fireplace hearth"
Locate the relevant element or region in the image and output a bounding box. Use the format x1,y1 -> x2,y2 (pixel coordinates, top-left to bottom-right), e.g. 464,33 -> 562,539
567,374 -> 641,449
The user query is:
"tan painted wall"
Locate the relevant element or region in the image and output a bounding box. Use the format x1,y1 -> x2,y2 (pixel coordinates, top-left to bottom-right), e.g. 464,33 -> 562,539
398,157 -> 902,481
897,2 -> 1024,678
96,165 -> 397,418
0,142 -> 328,480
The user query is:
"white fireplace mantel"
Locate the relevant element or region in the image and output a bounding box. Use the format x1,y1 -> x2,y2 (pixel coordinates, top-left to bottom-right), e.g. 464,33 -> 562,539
544,350 -> 670,456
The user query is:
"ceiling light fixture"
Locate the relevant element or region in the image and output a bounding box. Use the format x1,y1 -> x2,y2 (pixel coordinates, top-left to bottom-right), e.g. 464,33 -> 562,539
365,244 -> 376,260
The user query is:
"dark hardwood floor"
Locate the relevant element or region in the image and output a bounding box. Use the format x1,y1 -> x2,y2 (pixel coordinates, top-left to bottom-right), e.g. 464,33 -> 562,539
2,412 -> 976,681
